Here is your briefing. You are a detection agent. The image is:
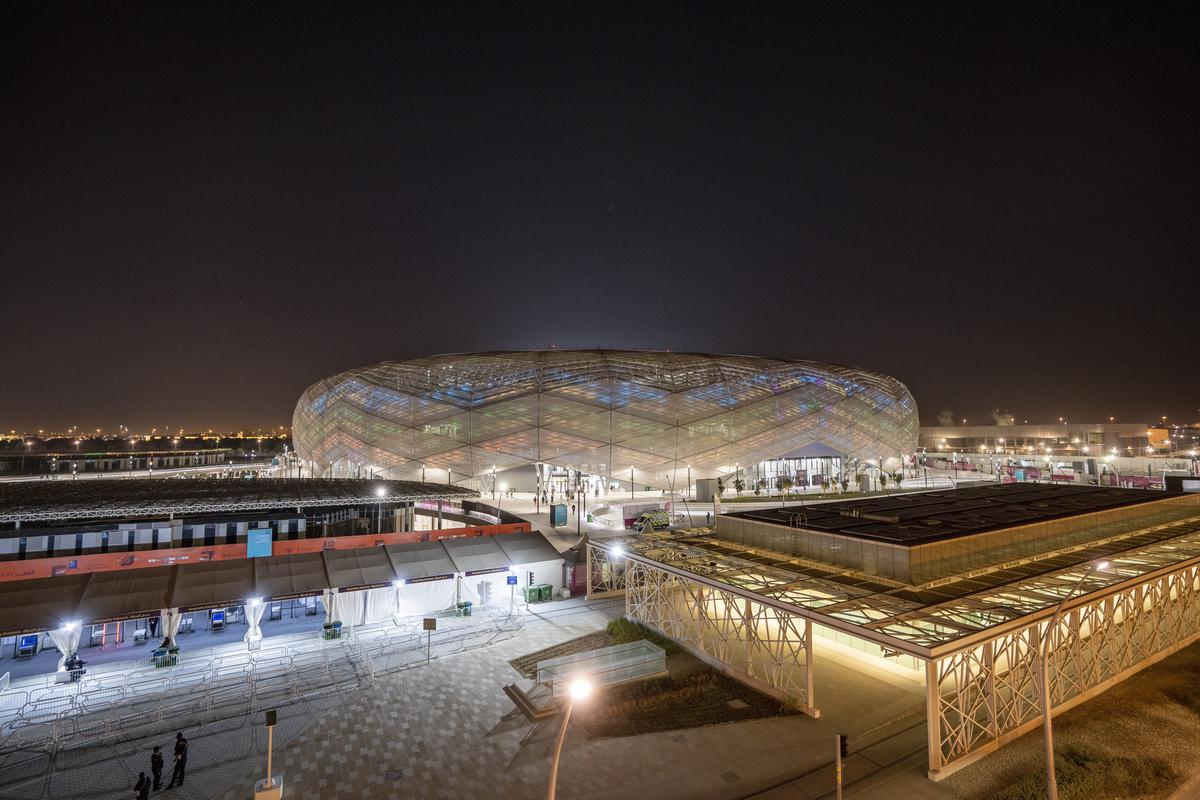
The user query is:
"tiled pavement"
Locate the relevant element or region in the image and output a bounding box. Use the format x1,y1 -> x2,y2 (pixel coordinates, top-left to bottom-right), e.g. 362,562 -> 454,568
0,596 -> 941,800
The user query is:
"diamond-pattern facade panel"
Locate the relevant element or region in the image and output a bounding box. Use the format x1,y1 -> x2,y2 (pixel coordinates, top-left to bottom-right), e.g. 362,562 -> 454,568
292,350 -> 919,486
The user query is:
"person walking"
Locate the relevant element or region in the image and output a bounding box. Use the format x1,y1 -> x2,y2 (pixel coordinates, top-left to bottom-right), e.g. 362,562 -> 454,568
165,732 -> 188,789
150,745 -> 164,789
134,772 -> 150,800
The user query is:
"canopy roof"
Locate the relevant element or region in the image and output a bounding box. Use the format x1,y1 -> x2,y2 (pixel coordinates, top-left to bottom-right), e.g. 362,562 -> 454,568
0,532 -> 563,635
171,559 -> 256,612
496,532 -> 563,565
0,573 -> 91,636
254,552 -> 328,600
386,540 -> 457,582
0,478 -> 479,524
607,497 -> 1200,657
324,547 -> 396,590
442,536 -> 511,574
76,566 -> 175,623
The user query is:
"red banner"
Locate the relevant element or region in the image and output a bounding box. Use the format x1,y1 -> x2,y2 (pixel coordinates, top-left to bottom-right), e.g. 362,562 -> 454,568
0,522 -> 530,582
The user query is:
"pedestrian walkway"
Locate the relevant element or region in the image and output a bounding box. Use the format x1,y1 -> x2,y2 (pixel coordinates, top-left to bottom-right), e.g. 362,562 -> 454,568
1,592 -> 954,800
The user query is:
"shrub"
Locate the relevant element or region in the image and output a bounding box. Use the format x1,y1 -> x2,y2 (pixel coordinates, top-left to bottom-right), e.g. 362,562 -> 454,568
607,618 -> 680,654
994,743 -> 1178,800
1164,682 -> 1200,715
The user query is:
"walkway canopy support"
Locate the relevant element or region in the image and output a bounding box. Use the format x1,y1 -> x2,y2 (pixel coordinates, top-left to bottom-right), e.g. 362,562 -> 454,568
159,608 -> 183,648
47,622 -> 82,675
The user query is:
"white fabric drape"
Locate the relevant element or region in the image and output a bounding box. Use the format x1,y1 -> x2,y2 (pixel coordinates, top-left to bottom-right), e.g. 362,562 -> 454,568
47,626 -> 82,672
244,602 -> 266,642
342,591 -> 367,627
363,587 -> 395,625
396,579 -> 456,618
458,573 -> 512,608
322,589 -> 339,624
159,608 -> 183,647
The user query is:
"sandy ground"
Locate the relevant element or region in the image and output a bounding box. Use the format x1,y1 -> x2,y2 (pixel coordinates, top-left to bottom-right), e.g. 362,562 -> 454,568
945,640 -> 1200,799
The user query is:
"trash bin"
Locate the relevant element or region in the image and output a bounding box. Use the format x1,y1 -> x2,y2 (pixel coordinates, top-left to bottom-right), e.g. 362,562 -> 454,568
538,584 -> 553,602
462,600 -> 472,617
152,645 -> 179,668
523,586 -> 540,604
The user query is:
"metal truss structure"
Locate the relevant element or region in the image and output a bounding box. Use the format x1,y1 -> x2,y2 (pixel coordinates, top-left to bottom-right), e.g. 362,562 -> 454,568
585,542 -> 628,598
929,559 -> 1200,776
588,494 -> 1200,778
0,479 -> 478,524
292,350 -> 918,488
623,557 -> 817,716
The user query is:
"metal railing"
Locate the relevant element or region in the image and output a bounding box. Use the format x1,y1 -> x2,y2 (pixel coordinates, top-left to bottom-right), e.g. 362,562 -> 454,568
0,606 -> 523,768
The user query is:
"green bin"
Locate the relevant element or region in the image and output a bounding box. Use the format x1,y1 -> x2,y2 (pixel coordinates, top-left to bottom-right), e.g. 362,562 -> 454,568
523,585 -> 540,604
538,584 -> 553,602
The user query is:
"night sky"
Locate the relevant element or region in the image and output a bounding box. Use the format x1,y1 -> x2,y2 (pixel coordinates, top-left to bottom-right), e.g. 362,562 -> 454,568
2,4 -> 1197,432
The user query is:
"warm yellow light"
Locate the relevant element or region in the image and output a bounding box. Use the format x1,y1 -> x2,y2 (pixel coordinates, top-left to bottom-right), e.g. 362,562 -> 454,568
567,678 -> 592,701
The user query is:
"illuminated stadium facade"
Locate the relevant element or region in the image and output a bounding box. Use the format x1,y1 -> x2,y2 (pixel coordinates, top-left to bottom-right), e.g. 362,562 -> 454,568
291,350 -> 918,489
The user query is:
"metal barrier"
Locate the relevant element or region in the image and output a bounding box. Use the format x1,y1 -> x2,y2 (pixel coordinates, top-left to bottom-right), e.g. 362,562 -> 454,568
0,605 -> 524,767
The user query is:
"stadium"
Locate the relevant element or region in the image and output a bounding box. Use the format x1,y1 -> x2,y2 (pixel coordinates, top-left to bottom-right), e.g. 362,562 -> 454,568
291,350 -> 918,491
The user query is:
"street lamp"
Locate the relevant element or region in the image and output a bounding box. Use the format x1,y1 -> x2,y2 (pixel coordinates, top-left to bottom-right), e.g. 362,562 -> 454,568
375,486 -> 387,533
547,677 -> 593,800
1039,560 -> 1109,800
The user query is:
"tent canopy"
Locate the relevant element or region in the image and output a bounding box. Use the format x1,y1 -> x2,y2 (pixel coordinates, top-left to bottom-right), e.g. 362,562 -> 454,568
441,535 -> 511,574
254,552 -> 327,600
171,559 -> 255,611
495,532 -> 563,566
76,566 -> 175,624
385,540 -> 456,582
0,573 -> 91,636
324,546 -> 396,591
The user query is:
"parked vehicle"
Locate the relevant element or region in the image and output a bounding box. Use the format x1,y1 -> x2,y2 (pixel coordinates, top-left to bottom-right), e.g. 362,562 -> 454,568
632,510 -> 671,532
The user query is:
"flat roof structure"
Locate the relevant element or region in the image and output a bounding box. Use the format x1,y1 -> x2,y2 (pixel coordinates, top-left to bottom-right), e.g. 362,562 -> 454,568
0,478 -> 479,524
717,483 -> 1196,584
726,483 -> 1166,545
586,486 -> 1200,780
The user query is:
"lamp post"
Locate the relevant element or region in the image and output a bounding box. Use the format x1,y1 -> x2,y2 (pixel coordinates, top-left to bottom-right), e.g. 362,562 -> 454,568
375,486 -> 387,533
547,677 -> 592,800
1039,560 -> 1109,800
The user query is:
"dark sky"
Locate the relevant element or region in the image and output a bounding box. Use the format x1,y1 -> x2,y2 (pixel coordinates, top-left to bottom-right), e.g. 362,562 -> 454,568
2,3 -> 1197,432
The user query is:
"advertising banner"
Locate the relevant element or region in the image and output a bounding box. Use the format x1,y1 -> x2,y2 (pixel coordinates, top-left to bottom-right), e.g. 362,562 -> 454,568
247,528 -> 273,558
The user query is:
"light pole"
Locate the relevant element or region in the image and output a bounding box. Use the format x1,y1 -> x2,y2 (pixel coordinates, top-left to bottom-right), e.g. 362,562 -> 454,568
375,486 -> 387,533
1039,560 -> 1109,800
547,677 -> 592,800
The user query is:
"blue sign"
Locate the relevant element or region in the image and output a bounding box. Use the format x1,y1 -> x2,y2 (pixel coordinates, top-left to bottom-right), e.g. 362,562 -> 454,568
247,528 -> 273,558
550,504 -> 568,527
506,575 -> 518,585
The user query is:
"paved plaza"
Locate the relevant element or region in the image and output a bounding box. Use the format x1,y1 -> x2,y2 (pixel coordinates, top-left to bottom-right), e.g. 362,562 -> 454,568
0,592 -> 953,800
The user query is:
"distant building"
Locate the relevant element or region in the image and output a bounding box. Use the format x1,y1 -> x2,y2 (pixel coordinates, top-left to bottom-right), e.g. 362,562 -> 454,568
918,422 -> 1155,457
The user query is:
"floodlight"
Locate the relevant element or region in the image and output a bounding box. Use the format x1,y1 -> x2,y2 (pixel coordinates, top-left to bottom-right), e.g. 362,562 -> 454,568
567,678 -> 592,701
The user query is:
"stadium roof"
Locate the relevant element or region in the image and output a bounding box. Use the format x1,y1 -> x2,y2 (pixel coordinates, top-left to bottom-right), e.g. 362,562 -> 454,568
0,478 -> 479,524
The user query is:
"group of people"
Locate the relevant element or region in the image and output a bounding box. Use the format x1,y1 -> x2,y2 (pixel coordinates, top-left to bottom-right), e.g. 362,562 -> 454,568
133,732 -> 188,798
